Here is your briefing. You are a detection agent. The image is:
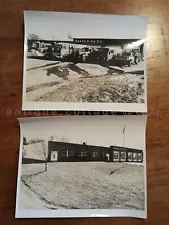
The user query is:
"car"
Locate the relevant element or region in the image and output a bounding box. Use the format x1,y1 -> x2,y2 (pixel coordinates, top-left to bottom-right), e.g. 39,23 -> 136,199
115,51 -> 135,67
78,47 -> 92,62
107,51 -> 135,67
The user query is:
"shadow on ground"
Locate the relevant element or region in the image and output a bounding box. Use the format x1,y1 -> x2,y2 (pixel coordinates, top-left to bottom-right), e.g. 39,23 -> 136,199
22,157 -> 45,164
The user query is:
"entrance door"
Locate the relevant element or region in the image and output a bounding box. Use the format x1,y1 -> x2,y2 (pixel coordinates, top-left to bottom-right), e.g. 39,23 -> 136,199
106,153 -> 110,161
51,151 -> 58,161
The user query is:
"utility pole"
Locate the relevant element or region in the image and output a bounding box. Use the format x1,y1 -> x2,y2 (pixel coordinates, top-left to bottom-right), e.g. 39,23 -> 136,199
68,32 -> 73,40
122,125 -> 125,147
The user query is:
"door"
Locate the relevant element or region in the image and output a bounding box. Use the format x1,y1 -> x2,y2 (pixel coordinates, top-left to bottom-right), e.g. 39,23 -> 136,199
51,151 -> 58,161
106,153 -> 110,161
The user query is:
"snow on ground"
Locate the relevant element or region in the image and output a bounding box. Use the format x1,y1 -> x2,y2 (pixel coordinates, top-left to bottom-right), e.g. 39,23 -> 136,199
27,73 -> 59,87
26,59 -> 57,70
26,59 -> 85,88
76,63 -> 108,76
25,58 -> 145,103
26,65 -> 62,88
20,162 -> 145,210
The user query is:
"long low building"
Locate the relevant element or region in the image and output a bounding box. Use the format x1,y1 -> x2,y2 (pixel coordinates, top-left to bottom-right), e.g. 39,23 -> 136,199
48,141 -> 143,163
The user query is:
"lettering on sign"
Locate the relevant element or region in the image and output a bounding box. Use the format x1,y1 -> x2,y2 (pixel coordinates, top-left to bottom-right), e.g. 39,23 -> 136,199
73,39 -> 103,45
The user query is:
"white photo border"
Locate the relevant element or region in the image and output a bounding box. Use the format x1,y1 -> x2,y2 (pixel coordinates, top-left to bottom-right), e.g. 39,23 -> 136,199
15,115 -> 147,219
22,11 -> 148,113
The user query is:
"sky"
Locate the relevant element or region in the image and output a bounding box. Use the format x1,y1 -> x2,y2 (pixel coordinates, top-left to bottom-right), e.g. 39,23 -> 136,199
20,115 -> 147,150
24,11 -> 147,41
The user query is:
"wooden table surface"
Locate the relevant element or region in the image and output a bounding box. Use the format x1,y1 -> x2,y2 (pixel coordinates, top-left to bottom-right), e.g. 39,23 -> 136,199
0,0 -> 169,224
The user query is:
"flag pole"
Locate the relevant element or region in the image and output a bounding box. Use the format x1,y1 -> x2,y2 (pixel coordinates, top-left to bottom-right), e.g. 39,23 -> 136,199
122,125 -> 125,147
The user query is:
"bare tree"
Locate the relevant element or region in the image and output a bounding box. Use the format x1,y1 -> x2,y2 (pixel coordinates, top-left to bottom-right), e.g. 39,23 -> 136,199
27,33 -> 41,40
49,135 -> 54,141
60,137 -> 69,143
51,35 -> 56,40
49,135 -> 59,141
28,138 -> 43,144
41,141 -> 48,172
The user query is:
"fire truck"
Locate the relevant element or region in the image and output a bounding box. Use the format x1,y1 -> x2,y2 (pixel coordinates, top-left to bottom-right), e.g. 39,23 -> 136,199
30,41 -> 53,59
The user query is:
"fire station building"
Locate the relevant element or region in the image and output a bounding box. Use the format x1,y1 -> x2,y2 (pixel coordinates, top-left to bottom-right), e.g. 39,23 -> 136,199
48,141 -> 143,163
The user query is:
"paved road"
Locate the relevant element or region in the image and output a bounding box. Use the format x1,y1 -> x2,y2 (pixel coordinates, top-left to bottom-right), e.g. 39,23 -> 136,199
19,181 -> 57,210
124,61 -> 144,73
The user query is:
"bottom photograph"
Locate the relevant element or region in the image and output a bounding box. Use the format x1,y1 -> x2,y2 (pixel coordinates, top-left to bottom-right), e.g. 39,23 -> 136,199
16,115 -> 147,218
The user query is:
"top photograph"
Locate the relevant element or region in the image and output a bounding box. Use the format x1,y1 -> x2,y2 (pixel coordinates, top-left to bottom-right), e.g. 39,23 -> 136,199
23,11 -> 147,112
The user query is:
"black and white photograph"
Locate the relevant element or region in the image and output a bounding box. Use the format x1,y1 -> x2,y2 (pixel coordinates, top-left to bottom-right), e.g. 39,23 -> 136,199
23,11 -> 147,112
16,115 -> 147,218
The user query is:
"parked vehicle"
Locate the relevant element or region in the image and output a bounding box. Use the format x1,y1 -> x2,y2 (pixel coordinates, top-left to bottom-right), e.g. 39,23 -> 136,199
41,43 -> 53,59
84,47 -> 109,64
30,41 -> 53,59
112,51 -> 135,67
79,47 -> 92,62
28,41 -> 143,67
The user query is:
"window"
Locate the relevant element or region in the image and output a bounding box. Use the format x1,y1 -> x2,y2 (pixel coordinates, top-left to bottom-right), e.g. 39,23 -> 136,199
113,151 -> 119,161
40,43 -> 44,48
138,153 -> 142,162
122,52 -> 131,57
62,150 -> 67,157
62,150 -> 73,157
92,152 -> 99,158
102,152 -> 106,158
120,152 -> 126,161
133,153 -> 137,161
68,151 -> 73,156
128,152 -> 132,161
78,151 -> 87,157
